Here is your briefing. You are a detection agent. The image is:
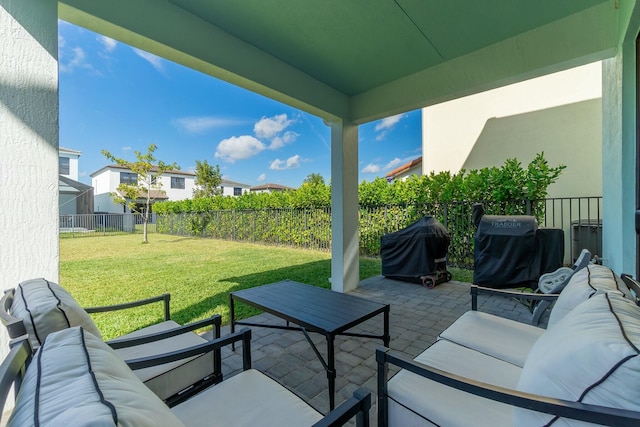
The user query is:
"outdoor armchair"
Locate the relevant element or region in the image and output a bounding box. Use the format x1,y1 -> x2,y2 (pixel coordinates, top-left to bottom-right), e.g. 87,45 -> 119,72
0,328 -> 372,426
0,278 -> 222,405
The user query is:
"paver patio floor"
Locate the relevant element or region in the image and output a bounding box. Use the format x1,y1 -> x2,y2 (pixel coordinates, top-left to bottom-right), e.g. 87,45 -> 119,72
204,275 -> 547,424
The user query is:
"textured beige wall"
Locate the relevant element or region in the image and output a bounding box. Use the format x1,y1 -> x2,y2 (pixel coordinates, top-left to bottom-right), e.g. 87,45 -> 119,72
423,62 -> 602,199
0,0 -> 60,355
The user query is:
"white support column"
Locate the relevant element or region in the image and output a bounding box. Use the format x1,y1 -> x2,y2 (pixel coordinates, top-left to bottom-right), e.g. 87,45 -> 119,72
0,0 -> 60,353
330,120 -> 359,293
601,39 -> 637,275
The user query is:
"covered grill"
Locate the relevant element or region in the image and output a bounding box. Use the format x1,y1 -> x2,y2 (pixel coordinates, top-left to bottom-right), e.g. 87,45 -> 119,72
381,216 -> 452,288
473,214 -> 564,289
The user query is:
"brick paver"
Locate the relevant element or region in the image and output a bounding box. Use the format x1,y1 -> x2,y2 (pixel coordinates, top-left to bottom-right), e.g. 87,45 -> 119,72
208,276 -> 548,425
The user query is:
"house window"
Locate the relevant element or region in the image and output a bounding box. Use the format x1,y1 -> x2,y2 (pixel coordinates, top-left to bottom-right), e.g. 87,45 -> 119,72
59,157 -> 70,175
120,172 -> 137,185
234,187 -> 242,196
171,177 -> 185,189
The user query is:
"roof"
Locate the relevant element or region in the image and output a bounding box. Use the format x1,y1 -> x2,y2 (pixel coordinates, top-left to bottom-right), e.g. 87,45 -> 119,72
59,147 -> 82,155
221,179 -> 252,188
250,183 -> 295,191
386,157 -> 422,178
60,1 -> 620,124
90,164 -> 195,178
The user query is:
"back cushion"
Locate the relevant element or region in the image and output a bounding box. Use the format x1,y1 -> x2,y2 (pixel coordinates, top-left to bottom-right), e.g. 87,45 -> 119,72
7,327 -> 184,427
516,292 -> 640,425
10,278 -> 102,350
548,265 -> 630,327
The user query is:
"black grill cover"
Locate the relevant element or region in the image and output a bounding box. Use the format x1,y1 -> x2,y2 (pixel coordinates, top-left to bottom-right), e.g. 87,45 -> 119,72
473,215 -> 564,288
381,217 -> 450,282
473,215 -> 538,288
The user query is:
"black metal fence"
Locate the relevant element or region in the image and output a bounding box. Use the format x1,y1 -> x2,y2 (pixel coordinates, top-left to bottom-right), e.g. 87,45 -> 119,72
59,213 -> 156,237
156,196 -> 602,268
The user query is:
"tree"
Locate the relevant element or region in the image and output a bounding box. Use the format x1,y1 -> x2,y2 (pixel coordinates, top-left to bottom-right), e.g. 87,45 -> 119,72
302,173 -> 325,186
193,160 -> 222,199
102,144 -> 178,243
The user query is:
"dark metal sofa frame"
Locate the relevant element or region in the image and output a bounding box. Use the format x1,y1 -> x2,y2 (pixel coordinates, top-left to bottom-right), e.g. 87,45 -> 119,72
0,329 -> 372,427
376,279 -> 640,427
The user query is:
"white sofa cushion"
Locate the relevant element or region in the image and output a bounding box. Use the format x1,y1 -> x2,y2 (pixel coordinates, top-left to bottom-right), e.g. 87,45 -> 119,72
438,310 -> 544,367
548,265 -> 630,328
7,327 -> 184,427
387,339 -> 521,427
171,369 -> 323,427
516,292 -> 640,426
113,320 -> 214,401
10,278 -> 102,351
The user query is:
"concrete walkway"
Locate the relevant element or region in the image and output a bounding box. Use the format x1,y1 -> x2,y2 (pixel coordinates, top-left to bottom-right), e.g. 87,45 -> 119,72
207,276 -> 546,423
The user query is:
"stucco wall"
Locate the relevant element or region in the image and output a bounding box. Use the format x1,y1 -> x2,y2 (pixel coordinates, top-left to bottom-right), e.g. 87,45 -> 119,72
0,0 -> 59,357
423,62 -> 602,199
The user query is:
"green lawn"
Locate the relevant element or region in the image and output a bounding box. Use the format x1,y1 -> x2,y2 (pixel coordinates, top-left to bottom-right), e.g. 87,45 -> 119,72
60,234 -> 472,339
60,234 -> 379,339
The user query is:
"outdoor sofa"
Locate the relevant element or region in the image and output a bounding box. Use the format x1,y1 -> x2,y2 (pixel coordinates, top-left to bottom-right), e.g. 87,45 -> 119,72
0,278 -> 223,405
0,326 -> 372,426
377,264 -> 640,426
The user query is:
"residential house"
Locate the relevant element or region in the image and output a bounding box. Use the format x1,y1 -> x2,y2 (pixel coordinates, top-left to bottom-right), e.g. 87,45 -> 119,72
385,157 -> 422,182
91,164 -> 250,213
219,179 -> 251,197
422,61 -> 601,200
90,164 -> 193,214
250,183 -> 295,193
59,147 -> 93,215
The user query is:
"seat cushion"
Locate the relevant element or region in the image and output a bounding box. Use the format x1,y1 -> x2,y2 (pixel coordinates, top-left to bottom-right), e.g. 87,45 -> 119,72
7,327 -> 184,427
548,265 -> 630,327
171,369 -> 323,427
387,339 -> 522,427
113,321 -> 214,401
516,292 -> 640,426
438,310 -> 544,367
10,278 -> 102,351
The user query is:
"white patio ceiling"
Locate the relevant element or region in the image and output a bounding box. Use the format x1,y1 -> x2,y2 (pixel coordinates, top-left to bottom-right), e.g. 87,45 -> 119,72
59,0 -> 624,125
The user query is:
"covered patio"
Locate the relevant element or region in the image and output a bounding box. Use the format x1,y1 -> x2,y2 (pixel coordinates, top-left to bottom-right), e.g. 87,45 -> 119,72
3,4 -> 640,421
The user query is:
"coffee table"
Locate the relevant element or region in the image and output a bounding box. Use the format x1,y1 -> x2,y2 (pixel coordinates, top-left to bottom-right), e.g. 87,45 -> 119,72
229,280 -> 390,410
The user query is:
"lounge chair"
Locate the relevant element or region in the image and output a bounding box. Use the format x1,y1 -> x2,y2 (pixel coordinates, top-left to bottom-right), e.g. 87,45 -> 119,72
0,327 -> 372,426
0,278 -> 222,405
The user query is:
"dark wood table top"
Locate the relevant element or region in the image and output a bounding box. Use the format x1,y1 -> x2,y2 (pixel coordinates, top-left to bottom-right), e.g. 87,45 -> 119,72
230,280 -> 389,335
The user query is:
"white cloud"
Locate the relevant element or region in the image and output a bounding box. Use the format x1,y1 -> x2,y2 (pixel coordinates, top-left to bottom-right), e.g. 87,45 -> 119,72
59,47 -> 92,73
173,116 -> 246,134
122,146 -> 132,151
269,131 -> 299,150
215,135 -> 266,163
254,114 -> 295,139
257,173 -> 266,182
361,164 -> 381,174
132,47 -> 165,74
374,113 -> 406,141
270,155 -> 301,170
98,35 -> 117,52
385,158 -> 402,170
375,114 -> 405,132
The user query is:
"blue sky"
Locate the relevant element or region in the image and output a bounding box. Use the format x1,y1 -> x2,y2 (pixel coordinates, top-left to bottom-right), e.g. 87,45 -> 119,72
59,21 -> 422,188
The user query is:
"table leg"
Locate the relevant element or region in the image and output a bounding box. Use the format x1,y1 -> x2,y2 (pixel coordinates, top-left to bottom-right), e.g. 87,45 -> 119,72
229,293 -> 236,351
327,334 -> 336,410
383,307 -> 390,347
